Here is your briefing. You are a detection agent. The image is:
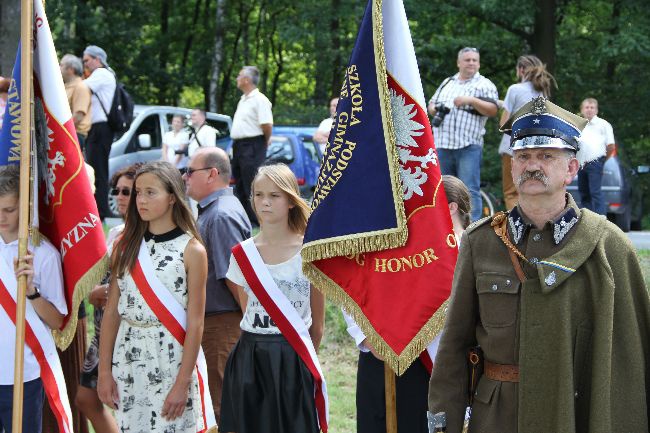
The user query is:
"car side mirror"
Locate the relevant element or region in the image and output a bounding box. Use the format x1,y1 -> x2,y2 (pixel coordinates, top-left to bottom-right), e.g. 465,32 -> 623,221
138,134 -> 152,149
637,165 -> 650,174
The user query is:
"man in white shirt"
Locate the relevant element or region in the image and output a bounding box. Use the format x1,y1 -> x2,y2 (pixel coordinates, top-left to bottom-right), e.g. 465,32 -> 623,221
578,97 -> 615,215
83,45 -> 116,220
230,66 -> 273,225
187,108 -> 217,157
0,165 -> 67,433
313,97 -> 339,155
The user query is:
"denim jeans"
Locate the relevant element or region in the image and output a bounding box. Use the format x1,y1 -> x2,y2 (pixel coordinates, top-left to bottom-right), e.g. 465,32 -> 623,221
0,378 -> 44,433
438,145 -> 483,221
578,156 -> 606,215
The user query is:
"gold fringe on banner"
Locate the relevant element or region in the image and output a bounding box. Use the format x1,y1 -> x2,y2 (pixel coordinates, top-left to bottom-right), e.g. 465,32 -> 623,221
301,0 -> 408,264
303,262 -> 448,376
52,254 -> 108,350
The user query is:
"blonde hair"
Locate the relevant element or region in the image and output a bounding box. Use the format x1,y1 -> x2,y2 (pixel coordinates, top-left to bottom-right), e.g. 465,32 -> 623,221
517,55 -> 557,97
251,164 -> 310,234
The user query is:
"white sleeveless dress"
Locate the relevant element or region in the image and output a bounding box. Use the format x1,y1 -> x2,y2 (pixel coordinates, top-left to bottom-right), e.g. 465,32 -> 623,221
112,230 -> 204,433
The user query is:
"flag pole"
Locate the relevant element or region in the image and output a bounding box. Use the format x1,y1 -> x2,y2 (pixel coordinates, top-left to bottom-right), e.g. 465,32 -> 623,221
384,363 -> 398,433
12,0 -> 34,431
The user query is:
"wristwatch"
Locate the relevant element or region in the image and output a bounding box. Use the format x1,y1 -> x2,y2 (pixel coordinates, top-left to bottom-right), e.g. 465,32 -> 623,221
27,286 -> 41,300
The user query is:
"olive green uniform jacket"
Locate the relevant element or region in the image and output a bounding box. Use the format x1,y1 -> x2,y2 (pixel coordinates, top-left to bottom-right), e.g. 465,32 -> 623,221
428,198 -> 650,433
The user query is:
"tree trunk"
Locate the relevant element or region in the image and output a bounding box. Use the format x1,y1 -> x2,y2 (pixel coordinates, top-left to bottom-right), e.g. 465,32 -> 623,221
218,0 -> 253,111
209,0 -> 226,112
0,0 -> 21,77
329,0 -> 342,101
180,0 -> 203,83
606,0 -> 622,82
532,0 -> 556,77
159,0 -> 171,104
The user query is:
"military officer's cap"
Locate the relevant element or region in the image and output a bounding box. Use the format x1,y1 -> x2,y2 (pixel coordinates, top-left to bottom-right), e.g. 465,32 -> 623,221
500,97 -> 604,165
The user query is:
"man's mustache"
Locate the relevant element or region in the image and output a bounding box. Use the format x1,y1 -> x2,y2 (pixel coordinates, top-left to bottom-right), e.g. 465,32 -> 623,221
516,170 -> 549,187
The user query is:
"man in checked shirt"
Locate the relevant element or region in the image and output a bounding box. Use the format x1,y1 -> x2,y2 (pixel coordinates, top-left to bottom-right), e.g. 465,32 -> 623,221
428,47 -> 498,222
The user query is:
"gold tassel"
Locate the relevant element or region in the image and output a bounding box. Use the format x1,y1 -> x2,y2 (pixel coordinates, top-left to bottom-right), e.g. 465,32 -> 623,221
52,254 -> 109,350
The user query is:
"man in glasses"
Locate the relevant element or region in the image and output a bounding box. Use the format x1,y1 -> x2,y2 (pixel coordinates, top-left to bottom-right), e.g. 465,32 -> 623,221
427,47 -> 498,222
183,147 -> 251,422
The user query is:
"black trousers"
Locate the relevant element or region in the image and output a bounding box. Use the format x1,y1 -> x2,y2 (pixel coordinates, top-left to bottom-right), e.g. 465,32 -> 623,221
86,121 -> 113,220
356,351 -> 429,433
232,135 -> 266,225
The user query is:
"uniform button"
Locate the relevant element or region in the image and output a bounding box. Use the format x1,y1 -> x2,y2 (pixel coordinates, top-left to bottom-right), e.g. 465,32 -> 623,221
533,233 -> 542,242
505,279 -> 512,286
530,257 -> 539,264
491,284 -> 498,291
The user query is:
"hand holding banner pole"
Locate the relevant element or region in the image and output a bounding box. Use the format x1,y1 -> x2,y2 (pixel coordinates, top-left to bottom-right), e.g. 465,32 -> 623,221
12,0 -> 33,431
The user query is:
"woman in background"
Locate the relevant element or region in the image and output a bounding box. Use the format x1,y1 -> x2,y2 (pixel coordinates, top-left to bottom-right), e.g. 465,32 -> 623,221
498,55 -> 556,210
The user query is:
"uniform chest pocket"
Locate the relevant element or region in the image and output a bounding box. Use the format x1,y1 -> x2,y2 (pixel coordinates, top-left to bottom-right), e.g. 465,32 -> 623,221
476,273 -> 520,328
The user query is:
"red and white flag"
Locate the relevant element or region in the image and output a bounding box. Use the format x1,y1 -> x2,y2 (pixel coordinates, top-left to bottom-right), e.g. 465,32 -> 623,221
14,0 -> 107,349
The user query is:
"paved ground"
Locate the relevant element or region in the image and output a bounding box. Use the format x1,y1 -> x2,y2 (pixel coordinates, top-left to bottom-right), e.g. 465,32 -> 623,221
628,231 -> 650,250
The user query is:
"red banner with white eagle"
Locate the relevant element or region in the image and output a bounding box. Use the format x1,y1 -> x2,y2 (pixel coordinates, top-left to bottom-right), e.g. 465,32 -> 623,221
302,0 -> 458,374
0,0 -> 108,349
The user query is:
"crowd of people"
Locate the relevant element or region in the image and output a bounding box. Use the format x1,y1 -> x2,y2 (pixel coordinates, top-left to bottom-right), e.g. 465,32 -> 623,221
0,42 -> 648,433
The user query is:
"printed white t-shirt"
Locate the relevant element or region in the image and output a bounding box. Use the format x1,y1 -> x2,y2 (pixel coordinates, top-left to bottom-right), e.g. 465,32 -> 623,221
226,250 -> 312,334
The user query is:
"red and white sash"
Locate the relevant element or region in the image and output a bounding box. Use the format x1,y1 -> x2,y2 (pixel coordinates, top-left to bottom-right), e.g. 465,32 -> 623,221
232,238 -> 329,433
130,240 -> 217,433
0,256 -> 72,433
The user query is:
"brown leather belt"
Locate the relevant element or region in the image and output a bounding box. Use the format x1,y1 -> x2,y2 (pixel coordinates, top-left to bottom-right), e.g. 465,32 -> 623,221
484,360 -> 519,382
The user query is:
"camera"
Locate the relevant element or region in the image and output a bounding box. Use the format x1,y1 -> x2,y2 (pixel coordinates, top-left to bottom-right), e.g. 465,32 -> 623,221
431,104 -> 451,128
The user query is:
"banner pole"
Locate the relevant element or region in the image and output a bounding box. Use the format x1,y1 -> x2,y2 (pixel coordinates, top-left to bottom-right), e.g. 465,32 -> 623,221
384,363 -> 398,433
12,0 -> 34,431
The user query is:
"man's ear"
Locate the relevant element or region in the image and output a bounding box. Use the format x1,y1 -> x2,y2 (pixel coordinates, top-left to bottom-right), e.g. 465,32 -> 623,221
565,157 -> 580,185
448,201 -> 459,216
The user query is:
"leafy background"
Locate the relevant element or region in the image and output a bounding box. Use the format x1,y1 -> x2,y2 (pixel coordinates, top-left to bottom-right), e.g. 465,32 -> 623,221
1,0 -> 648,219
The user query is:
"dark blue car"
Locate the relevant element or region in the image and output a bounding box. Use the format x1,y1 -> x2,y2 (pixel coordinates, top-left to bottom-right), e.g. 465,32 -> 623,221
227,126 -> 322,199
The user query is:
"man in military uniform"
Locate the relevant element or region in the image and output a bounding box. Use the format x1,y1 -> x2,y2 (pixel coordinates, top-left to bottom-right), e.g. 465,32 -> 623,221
428,97 -> 650,433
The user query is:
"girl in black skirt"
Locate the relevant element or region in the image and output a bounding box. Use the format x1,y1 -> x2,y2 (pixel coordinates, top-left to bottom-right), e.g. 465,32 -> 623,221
220,164 -> 325,433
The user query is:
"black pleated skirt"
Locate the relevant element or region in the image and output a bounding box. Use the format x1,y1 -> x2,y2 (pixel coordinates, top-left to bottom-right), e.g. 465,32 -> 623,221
219,331 -> 320,433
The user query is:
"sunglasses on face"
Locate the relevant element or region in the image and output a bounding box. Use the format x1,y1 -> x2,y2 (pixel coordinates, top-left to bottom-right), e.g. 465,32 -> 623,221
183,167 -> 216,177
111,187 -> 131,196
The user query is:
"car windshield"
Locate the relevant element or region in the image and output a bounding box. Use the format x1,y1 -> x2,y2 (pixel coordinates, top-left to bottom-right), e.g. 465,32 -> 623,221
266,136 -> 293,162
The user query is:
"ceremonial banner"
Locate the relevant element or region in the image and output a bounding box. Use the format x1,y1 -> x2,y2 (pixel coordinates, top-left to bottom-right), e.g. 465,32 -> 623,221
0,0 -> 108,349
302,0 -> 458,374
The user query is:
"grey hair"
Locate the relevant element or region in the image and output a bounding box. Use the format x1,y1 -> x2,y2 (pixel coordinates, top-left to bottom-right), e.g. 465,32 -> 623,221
200,148 -> 231,183
457,47 -> 479,59
241,66 -> 260,86
0,165 -> 20,197
61,54 -> 84,77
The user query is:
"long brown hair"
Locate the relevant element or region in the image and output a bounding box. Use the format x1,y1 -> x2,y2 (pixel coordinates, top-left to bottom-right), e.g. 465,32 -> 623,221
112,161 -> 201,277
517,55 -> 557,97
251,164 -> 310,234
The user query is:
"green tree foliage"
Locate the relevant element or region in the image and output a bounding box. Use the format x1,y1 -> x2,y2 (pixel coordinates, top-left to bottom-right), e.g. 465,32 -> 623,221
43,0 -> 650,212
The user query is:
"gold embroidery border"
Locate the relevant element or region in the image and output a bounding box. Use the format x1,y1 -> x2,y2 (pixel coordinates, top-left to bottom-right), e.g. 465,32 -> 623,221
303,261 -> 447,375
301,0 -> 407,263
